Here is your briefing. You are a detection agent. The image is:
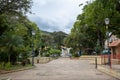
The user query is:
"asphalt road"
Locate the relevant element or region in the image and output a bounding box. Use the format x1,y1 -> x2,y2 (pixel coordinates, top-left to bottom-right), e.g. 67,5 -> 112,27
0,58 -> 119,80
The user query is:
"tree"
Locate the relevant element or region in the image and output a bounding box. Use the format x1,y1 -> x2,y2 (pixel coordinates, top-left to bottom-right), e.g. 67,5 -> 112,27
0,0 -> 32,15
0,0 -> 44,65
66,0 -> 120,54
52,31 -> 68,49
0,29 -> 24,63
0,15 -> 41,63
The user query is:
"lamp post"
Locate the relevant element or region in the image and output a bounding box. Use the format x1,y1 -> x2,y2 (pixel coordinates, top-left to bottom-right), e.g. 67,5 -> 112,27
105,18 -> 111,68
95,39 -> 99,69
31,30 -> 35,66
79,44 -> 82,56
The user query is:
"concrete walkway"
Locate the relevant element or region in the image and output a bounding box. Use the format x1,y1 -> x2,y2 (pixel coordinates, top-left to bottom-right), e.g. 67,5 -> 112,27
0,58 -> 119,80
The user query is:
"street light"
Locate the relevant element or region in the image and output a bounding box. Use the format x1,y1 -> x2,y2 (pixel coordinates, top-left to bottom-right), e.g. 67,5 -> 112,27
95,39 -> 99,69
79,44 -> 82,56
105,18 -> 111,68
31,30 -> 35,66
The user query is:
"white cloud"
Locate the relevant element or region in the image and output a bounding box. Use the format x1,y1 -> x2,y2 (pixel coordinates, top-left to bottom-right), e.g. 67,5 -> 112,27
28,0 -> 89,33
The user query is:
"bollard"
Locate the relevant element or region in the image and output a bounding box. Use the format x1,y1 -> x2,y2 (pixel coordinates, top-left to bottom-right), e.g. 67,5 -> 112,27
95,57 -> 97,69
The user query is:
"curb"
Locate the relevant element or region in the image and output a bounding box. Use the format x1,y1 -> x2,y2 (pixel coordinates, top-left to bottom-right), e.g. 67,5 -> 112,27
97,65 -> 120,79
0,66 -> 35,74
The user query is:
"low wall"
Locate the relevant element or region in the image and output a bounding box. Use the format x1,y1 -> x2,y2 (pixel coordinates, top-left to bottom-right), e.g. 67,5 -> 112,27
111,59 -> 120,64
90,57 -> 102,65
80,55 -> 101,59
29,57 -> 54,64
79,55 -> 102,64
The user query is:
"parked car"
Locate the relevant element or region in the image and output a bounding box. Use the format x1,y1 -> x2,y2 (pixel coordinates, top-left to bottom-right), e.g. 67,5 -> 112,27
102,49 -> 111,54
92,51 -> 97,55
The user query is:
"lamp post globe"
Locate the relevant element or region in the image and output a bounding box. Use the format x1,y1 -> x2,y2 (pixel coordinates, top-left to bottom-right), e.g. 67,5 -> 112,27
105,18 -> 110,25
32,30 -> 35,36
105,18 -> 110,29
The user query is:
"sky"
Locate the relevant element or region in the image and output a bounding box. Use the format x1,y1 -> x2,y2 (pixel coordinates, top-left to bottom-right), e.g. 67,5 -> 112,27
28,0 -> 89,34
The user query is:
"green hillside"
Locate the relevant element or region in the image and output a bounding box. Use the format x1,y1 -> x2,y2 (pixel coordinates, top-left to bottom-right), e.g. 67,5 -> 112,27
41,30 -> 68,48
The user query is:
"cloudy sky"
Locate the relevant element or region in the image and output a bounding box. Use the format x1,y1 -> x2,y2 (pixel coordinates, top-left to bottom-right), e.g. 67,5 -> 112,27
28,0 -> 89,34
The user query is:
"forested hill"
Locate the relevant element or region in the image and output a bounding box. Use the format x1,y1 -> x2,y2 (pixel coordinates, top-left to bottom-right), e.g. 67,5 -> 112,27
40,30 -> 68,47
41,30 -> 68,36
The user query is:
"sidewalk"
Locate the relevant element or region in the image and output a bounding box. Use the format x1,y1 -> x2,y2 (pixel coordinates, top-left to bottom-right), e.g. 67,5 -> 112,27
98,64 -> 120,79
79,55 -> 120,79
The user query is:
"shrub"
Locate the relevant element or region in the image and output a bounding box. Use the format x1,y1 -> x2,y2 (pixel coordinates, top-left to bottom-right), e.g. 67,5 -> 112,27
0,62 -> 5,69
72,53 -> 79,57
82,52 -> 88,55
44,52 -> 50,57
4,62 -> 11,70
0,62 -> 12,70
26,59 -> 30,64
49,49 -> 61,57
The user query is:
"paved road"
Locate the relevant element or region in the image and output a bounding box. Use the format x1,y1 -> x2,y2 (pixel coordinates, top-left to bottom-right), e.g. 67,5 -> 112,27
0,58 -> 119,80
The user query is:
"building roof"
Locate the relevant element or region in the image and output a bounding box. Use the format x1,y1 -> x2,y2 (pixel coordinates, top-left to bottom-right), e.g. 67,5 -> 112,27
109,40 -> 120,47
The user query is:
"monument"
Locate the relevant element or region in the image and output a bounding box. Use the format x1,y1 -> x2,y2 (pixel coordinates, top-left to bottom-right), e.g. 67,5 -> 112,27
61,45 -> 71,57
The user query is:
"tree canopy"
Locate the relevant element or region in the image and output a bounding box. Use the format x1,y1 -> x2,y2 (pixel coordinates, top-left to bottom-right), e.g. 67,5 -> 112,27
0,0 -> 32,15
0,0 -> 42,64
64,0 -> 120,54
